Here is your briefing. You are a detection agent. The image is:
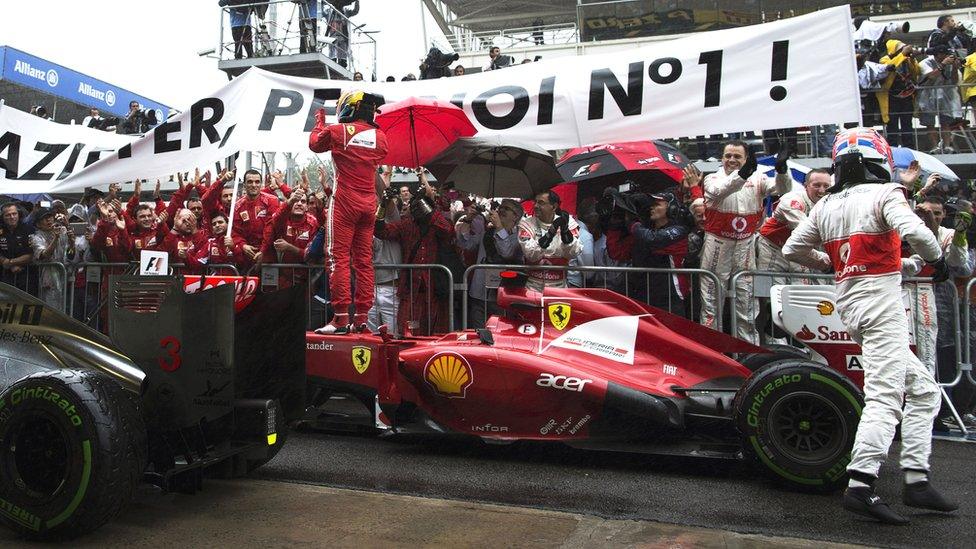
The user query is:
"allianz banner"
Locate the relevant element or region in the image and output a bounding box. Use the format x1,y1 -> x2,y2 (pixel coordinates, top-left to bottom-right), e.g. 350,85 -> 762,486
0,6 -> 860,194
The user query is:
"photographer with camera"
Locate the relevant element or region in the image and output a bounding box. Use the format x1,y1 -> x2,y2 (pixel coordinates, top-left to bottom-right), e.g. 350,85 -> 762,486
878,40 -> 920,148
483,46 -> 513,71
918,45 -> 967,153
518,190 -> 582,292
310,90 -> 389,334
118,101 -> 158,135
457,198 -> 524,328
626,192 -> 693,314
420,47 -> 460,80
29,208 -> 75,309
375,183 -> 454,336
927,15 -> 972,55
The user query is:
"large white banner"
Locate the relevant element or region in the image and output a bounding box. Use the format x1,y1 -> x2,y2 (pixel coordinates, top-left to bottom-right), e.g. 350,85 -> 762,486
0,6 -> 859,194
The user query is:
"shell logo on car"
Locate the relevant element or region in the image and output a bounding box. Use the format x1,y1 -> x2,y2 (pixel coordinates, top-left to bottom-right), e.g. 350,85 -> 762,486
352,346 -> 371,374
424,353 -> 473,398
547,302 -> 571,331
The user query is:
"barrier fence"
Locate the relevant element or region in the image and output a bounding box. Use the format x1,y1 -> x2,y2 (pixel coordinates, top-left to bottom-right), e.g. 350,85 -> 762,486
459,264 -> 724,331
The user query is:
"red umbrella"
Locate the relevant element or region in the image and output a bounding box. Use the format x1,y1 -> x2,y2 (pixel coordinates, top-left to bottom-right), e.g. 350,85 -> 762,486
375,97 -> 477,168
557,140 -> 689,200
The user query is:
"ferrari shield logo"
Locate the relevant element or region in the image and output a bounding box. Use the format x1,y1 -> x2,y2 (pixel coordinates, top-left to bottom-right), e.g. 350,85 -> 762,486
547,303 -> 571,331
352,345 -> 371,374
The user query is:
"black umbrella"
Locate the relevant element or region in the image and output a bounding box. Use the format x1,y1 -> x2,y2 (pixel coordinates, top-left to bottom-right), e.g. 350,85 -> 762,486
425,136 -> 563,199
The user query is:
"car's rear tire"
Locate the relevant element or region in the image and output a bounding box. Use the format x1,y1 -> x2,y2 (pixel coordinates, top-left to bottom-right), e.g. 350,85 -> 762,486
739,344 -> 810,372
733,360 -> 862,493
0,369 -> 146,540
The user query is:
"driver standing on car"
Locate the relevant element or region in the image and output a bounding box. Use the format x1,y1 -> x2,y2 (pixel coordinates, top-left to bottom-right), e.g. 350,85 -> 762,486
783,128 -> 958,524
309,90 -> 388,334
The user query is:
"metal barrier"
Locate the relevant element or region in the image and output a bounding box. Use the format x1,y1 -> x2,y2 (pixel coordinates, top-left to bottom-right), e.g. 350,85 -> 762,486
255,262 -> 454,333
459,264 -> 724,330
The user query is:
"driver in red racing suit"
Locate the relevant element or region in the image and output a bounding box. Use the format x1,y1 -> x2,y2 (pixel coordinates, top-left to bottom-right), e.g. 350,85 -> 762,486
784,128 -> 958,524
309,90 -> 388,333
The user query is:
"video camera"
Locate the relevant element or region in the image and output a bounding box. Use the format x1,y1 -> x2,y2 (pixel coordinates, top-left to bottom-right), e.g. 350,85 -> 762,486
118,108 -> 162,135
420,47 -> 460,80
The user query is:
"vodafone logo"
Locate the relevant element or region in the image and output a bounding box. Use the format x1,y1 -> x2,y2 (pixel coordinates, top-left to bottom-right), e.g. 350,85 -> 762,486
839,242 -> 851,264
731,216 -> 747,233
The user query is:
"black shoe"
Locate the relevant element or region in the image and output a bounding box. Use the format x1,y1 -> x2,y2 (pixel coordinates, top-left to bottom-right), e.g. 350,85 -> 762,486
844,487 -> 910,525
903,481 -> 959,512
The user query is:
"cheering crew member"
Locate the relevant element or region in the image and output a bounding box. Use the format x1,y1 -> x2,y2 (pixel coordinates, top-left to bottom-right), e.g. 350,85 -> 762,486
261,189 -> 319,288
188,213 -> 244,274
161,209 -> 207,271
233,169 -> 280,267
130,204 -> 167,253
784,128 -> 957,524
309,90 -> 389,333
92,200 -> 132,262
201,170 -> 237,224
518,190 -> 582,291
698,142 -> 792,343
757,168 -> 833,279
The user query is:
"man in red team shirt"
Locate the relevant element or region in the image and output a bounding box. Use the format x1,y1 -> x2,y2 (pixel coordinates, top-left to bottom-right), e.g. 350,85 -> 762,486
233,169 -> 280,267
162,209 -> 208,270
261,188 -> 319,288
309,90 -> 388,333
188,212 -> 245,274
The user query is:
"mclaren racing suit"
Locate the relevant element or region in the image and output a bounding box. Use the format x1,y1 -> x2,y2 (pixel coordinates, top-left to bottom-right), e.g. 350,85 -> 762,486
309,118 -> 389,316
757,189 -> 817,284
700,169 -> 791,342
783,182 -> 943,479
518,214 -> 582,292
901,226 -> 970,377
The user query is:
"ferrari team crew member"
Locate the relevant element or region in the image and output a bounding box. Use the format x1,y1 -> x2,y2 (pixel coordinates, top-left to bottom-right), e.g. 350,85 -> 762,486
261,189 -> 319,288
518,190 -> 582,292
130,204 -> 166,254
188,212 -> 245,274
200,170 -> 238,224
757,168 -> 833,280
699,141 -> 792,343
161,209 -> 208,270
309,90 -> 389,333
233,169 -> 280,267
783,128 -> 958,525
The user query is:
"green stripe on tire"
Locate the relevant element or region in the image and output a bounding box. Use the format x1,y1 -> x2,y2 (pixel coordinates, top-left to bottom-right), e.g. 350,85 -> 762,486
750,436 -> 823,486
45,440 -> 91,529
810,373 -> 862,414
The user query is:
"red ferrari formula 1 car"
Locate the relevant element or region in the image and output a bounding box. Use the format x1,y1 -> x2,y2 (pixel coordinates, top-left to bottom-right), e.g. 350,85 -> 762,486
306,273 -> 864,492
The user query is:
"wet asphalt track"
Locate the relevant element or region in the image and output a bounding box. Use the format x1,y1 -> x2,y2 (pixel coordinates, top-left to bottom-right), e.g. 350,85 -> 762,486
258,430 -> 975,548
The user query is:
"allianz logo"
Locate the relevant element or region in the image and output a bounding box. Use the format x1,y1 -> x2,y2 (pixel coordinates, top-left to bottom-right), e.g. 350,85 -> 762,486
13,60 -> 58,87
78,82 -> 116,106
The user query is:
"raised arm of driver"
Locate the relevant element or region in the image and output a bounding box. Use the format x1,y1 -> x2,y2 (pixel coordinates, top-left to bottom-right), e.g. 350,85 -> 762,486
308,109 -> 334,153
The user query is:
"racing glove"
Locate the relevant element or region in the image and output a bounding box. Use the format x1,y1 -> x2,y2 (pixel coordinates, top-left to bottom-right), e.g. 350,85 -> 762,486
927,256 -> 950,283
737,149 -> 758,180
954,211 -> 972,247
560,222 -> 574,245
774,146 -> 791,175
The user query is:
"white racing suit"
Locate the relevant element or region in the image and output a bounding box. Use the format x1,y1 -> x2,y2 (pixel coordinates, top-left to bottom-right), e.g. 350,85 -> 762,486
518,215 -> 583,292
783,182 -> 943,478
902,226 -> 970,377
757,189 -> 818,284
700,169 -> 791,343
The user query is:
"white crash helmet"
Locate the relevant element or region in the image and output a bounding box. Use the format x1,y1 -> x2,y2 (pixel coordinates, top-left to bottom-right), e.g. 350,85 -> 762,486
830,128 -> 894,190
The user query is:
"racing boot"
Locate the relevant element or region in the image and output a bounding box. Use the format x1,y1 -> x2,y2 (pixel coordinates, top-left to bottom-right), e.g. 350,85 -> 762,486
903,480 -> 959,513
351,313 -> 369,333
843,486 -> 909,525
315,313 -> 350,335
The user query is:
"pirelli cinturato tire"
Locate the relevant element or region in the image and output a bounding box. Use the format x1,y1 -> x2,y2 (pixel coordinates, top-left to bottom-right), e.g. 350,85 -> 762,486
0,369 -> 146,540
733,360 -> 863,493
